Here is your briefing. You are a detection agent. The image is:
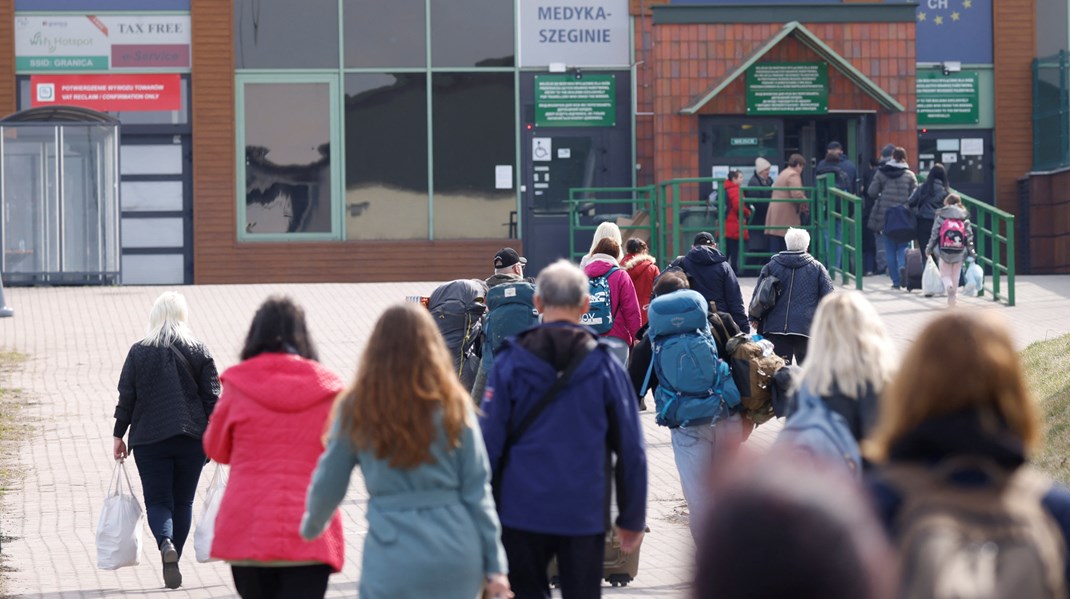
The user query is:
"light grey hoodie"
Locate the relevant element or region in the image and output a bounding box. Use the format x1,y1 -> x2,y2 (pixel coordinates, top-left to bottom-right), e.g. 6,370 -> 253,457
926,204 -> 975,263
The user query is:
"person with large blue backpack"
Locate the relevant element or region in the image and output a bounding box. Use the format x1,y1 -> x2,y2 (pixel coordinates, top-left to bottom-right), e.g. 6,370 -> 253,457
640,286 -> 742,540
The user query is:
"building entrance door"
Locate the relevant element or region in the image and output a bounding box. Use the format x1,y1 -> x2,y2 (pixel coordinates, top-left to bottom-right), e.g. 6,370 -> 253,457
917,130 -> 994,205
784,115 -> 873,191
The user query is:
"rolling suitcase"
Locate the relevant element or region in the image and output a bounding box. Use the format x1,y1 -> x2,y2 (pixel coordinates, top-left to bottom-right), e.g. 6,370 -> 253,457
548,526 -> 644,588
900,246 -> 924,292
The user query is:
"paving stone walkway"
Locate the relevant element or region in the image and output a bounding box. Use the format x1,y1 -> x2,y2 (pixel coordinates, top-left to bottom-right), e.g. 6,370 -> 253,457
0,275 -> 1067,598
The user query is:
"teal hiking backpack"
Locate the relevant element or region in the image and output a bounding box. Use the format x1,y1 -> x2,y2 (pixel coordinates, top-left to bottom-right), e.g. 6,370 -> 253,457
641,289 -> 741,428
484,282 -> 538,363
581,266 -> 618,334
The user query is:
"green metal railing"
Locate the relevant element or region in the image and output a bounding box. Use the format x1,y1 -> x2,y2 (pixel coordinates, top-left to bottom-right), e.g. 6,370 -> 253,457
1033,50 -> 1070,171
567,186 -> 657,263
813,173 -> 866,290
958,191 -> 1016,306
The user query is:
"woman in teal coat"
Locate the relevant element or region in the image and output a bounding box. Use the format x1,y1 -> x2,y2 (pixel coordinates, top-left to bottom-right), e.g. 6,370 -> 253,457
301,303 -> 511,599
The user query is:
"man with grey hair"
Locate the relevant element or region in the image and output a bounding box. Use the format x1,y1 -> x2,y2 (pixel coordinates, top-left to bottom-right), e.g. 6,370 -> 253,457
749,228 -> 834,364
480,259 -> 648,598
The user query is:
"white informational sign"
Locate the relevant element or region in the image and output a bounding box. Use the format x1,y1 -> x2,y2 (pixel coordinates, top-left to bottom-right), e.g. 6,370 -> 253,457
941,153 -> 958,164
495,165 -> 513,189
936,138 -> 960,152
533,137 -> 552,161
960,138 -> 984,156
15,14 -> 192,72
519,0 -> 630,68
558,148 -> 571,159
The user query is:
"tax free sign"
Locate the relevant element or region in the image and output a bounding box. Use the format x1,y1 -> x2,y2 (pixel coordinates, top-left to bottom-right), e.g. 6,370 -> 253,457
15,14 -> 191,72
519,0 -> 630,68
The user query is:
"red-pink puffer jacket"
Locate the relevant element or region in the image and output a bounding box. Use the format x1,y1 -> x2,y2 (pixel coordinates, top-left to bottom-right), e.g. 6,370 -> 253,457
203,353 -> 346,571
584,255 -> 642,345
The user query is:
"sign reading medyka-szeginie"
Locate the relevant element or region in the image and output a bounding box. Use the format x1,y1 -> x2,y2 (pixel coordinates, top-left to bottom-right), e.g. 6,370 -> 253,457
519,0 -> 630,68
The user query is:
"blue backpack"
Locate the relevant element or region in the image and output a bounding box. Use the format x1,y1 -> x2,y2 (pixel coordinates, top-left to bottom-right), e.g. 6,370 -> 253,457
581,266 -> 618,334
641,290 -> 741,428
775,384 -> 862,477
483,282 -> 538,366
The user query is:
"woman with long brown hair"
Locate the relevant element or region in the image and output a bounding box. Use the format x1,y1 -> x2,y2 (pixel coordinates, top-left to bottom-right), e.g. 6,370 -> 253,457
301,303 -> 511,599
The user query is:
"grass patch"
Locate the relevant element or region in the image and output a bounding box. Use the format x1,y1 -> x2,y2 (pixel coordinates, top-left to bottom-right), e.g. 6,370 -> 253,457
1026,334 -> 1070,483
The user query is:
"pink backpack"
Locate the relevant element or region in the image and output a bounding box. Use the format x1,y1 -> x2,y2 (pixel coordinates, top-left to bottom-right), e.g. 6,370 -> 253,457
938,218 -> 967,251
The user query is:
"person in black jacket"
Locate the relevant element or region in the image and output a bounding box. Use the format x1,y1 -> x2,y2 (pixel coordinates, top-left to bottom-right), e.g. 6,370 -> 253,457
113,291 -> 220,590
669,232 -> 749,333
909,163 -> 949,251
745,157 -> 775,273
859,157 -> 881,275
749,228 -> 834,365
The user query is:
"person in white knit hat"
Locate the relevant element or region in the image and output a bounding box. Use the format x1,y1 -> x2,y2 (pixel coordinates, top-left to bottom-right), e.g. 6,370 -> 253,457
745,157 -> 775,271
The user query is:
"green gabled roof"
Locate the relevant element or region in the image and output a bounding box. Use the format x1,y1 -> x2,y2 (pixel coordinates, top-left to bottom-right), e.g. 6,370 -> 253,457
680,21 -> 905,115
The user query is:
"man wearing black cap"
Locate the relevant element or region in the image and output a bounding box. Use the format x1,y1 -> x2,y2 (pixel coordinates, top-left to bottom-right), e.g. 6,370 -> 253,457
818,141 -> 857,193
486,247 -> 528,289
669,233 -> 748,333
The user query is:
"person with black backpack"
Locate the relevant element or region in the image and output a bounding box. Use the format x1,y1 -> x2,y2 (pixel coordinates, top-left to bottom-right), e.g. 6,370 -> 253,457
908,163 -> 950,251
866,312 -> 1070,599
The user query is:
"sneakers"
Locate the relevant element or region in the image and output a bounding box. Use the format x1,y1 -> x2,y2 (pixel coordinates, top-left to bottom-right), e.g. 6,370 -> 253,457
160,538 -> 181,589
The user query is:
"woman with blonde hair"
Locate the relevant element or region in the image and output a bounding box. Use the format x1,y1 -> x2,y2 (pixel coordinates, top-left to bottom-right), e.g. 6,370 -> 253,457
301,303 -> 511,599
793,292 -> 896,441
113,291 -> 220,589
867,312 -> 1070,596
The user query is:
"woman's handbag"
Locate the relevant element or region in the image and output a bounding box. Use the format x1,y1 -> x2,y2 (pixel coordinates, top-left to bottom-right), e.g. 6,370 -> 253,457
922,256 -> 943,297
96,461 -> 144,570
749,275 -> 781,320
194,462 -> 227,563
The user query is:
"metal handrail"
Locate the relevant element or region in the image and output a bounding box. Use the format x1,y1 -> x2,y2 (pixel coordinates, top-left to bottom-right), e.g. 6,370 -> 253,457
567,186 -> 658,263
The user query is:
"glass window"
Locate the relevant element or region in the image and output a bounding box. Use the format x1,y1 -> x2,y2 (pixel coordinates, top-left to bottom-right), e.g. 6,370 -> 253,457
708,122 -> 779,161
344,0 -> 426,68
235,0 -> 339,69
431,0 -> 514,68
345,73 -> 428,239
243,82 -> 333,235
431,72 -> 515,238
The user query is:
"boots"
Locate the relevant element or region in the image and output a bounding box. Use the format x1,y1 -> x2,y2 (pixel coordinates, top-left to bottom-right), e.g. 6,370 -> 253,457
160,538 -> 181,589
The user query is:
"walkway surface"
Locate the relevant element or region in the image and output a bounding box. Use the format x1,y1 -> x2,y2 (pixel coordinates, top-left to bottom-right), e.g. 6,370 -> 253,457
1,275 -> 1068,598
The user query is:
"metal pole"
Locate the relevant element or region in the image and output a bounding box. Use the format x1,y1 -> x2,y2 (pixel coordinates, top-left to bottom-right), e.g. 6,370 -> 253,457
0,273 -> 12,317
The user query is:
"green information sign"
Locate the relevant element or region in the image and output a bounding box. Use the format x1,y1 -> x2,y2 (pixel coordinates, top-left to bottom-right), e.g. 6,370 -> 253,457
16,56 -> 109,71
746,62 -> 828,115
535,75 -> 615,128
917,71 -> 979,126
730,137 -> 759,146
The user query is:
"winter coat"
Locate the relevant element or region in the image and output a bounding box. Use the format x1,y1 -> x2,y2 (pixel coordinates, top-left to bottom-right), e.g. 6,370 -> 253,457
767,168 -> 808,237
302,409 -> 506,598
622,253 -> 660,327
925,204 -> 976,264
480,322 -> 647,536
747,173 -> 774,227
114,340 -> 220,447
909,179 -> 948,220
724,178 -> 751,241
584,255 -> 642,345
751,251 -> 834,337
868,409 -> 1070,587
867,162 -> 918,233
670,246 -> 749,333
484,272 -> 525,289
203,353 -> 345,571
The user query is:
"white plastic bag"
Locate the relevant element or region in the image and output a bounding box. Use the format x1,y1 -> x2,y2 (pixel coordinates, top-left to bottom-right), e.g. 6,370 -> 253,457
96,461 -> 144,570
194,463 -> 227,563
922,256 -> 943,297
964,260 -> 984,296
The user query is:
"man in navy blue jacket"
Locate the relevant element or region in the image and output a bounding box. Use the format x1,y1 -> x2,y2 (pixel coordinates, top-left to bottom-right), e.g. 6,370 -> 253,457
670,232 -> 749,334
481,259 -> 648,599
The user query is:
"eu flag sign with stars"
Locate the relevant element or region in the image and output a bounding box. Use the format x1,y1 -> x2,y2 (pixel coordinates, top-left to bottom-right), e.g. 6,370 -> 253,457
908,0 -> 993,64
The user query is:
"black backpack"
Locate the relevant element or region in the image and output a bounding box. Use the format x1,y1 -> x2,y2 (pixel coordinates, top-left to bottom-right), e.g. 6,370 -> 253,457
428,279 -> 487,389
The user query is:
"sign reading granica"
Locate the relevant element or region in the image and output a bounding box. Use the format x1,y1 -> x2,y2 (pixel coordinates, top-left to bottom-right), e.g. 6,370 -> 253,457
746,62 -> 829,115
917,71 -> 980,126
535,74 -> 615,127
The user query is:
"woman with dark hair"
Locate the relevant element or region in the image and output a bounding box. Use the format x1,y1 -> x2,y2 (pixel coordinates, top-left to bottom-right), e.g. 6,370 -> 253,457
867,147 -> 918,289
113,291 -> 220,590
301,303 -> 511,599
621,237 -> 660,327
203,296 -> 346,598
723,170 -> 750,274
909,163 -> 949,250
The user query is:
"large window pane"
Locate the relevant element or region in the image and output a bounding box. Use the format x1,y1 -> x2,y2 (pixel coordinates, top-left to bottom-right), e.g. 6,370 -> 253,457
431,0 -> 514,67
235,0 -> 339,69
344,0 -> 426,68
345,73 -> 428,239
432,73 -> 515,238
243,83 -> 333,235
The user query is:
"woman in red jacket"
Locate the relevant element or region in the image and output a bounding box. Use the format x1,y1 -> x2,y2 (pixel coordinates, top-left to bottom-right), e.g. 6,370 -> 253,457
724,170 -> 751,274
203,297 -> 345,599
622,237 -> 660,327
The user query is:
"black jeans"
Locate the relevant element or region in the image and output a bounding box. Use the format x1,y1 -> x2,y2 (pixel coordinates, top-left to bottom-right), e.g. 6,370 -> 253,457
766,333 -> 809,365
231,564 -> 332,599
132,434 -> 206,557
502,526 -> 605,599
767,235 -> 787,254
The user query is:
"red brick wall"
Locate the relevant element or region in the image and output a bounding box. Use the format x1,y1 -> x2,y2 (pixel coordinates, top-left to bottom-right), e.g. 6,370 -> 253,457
646,21 -> 916,188
993,0 -> 1036,216
0,0 -> 14,117
635,16 -> 655,186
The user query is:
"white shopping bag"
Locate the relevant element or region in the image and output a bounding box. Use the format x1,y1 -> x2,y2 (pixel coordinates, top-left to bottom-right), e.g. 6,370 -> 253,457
194,462 -> 227,563
96,461 -> 144,570
964,261 -> 984,297
922,256 -> 943,297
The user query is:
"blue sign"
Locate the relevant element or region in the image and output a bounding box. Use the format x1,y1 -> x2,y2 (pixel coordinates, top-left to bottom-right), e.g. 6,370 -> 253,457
16,0 -> 189,9
908,0 -> 992,64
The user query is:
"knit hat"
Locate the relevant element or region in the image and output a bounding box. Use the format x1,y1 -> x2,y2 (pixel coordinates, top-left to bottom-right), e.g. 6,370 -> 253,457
755,157 -> 772,173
